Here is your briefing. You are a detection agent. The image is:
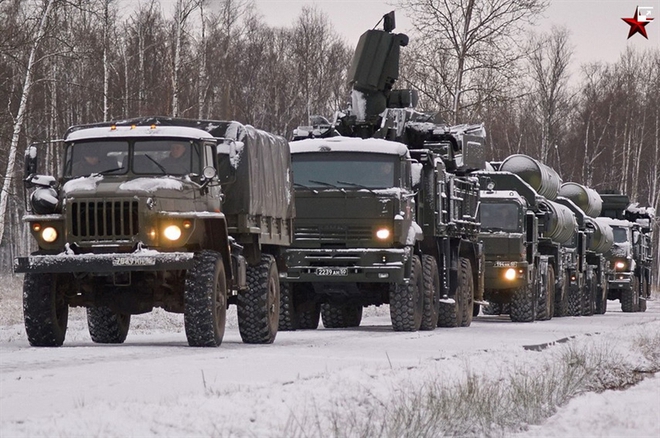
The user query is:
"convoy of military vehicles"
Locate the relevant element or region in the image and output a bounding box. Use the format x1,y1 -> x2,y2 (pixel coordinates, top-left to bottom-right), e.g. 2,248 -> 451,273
13,12 -> 656,347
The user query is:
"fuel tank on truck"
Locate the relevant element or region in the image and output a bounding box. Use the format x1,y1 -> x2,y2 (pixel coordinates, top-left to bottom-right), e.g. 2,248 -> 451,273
587,217 -> 614,253
500,154 -> 561,201
559,182 -> 603,217
540,199 -> 577,244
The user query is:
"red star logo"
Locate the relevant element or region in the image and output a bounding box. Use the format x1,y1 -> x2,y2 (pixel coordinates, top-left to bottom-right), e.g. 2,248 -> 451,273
622,7 -> 654,39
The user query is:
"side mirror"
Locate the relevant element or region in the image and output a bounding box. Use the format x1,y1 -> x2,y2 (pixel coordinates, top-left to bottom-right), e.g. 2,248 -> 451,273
24,145 -> 38,186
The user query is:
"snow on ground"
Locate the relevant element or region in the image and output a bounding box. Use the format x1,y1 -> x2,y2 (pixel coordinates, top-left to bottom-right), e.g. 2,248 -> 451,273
0,275 -> 659,437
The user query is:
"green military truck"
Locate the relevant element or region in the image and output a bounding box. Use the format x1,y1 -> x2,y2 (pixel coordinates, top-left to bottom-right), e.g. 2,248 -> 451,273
475,154 -> 578,322
15,117 -> 294,347
598,193 -> 654,312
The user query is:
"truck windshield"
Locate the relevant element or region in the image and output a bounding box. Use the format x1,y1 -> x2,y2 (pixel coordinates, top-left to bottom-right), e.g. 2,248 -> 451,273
64,141 -> 129,177
133,139 -> 201,175
480,202 -> 521,232
292,153 -> 397,189
612,226 -> 629,243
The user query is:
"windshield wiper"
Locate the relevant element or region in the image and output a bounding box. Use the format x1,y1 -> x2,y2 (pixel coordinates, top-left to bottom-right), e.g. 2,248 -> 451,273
144,154 -> 167,174
308,179 -> 344,192
293,182 -> 318,194
336,180 -> 376,195
99,166 -> 125,175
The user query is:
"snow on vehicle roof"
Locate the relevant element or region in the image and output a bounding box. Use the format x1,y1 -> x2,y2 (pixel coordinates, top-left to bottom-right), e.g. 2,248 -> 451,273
291,137 -> 409,157
65,125 -> 215,142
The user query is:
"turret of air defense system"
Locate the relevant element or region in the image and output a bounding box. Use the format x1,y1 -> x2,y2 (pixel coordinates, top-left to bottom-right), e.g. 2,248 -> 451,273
282,12 -> 485,331
598,192 -> 655,312
475,154 -> 579,322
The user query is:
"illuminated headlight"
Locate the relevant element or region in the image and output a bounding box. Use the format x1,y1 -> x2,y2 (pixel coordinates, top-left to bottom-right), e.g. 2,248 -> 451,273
614,261 -> 626,270
41,227 -> 58,243
375,228 -> 391,240
504,268 -> 517,281
163,225 -> 182,241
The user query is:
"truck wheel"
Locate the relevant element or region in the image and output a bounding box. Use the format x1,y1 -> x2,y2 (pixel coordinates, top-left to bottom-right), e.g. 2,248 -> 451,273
87,306 -> 130,343
482,302 -> 501,315
390,254 -> 423,331
297,307 -> 321,329
23,273 -> 69,347
239,254 -> 280,344
184,250 -> 227,347
567,284 -> 582,317
510,284 -> 536,322
595,286 -> 607,314
278,282 -> 297,331
537,264 -> 555,321
459,258 -> 474,327
581,272 -> 596,316
437,258 -> 472,327
639,280 -> 648,313
420,255 -> 440,331
554,270 -> 569,317
621,277 -> 639,312
321,303 -> 363,328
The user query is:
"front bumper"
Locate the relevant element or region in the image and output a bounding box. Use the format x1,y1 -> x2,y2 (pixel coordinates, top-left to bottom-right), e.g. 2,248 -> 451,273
14,251 -> 195,274
283,247 -> 409,283
484,260 -> 530,290
607,272 -> 633,290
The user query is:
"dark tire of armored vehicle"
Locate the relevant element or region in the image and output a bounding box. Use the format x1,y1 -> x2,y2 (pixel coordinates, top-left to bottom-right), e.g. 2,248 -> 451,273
278,282 -> 297,331
554,269 -> 570,317
567,283 -> 582,317
581,270 -> 596,316
239,254 -> 280,344
420,255 -> 441,330
510,283 -> 536,323
536,264 -> 555,321
23,273 -> 69,347
297,305 -> 321,329
321,303 -> 363,328
87,306 -> 131,343
389,254 -> 424,331
595,286 -> 608,315
620,276 -> 640,313
437,257 -> 473,327
184,250 -> 227,347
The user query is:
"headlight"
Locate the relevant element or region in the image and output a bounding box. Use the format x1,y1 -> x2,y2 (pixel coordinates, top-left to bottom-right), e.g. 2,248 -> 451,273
163,225 -> 182,241
375,228 -> 391,240
614,260 -> 627,271
41,227 -> 58,243
504,268 -> 517,281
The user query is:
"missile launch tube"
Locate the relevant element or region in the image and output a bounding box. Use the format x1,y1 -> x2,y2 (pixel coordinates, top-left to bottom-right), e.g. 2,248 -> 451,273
559,182 -> 603,217
500,154 -> 562,201
541,199 -> 577,244
587,217 -> 614,253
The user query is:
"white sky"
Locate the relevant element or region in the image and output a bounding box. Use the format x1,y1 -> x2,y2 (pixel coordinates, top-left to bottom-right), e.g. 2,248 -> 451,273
251,0 -> 660,68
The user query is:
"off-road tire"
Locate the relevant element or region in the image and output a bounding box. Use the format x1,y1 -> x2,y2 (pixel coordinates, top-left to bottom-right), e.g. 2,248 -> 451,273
184,250 -> 227,347
567,284 -> 582,317
278,282 -> 296,331
510,284 -> 536,322
23,273 -> 69,347
554,269 -> 569,317
297,305 -> 321,329
581,272 -> 596,316
438,258 -> 473,327
87,306 -> 130,343
239,254 -> 280,344
595,286 -> 608,314
639,279 -> 648,313
536,264 -> 555,321
390,254 -> 423,331
321,303 -> 363,328
420,255 -> 440,331
482,302 -> 501,315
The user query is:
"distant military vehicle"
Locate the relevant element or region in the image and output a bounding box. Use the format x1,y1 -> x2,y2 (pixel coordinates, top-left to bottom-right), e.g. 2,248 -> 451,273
598,193 -> 654,312
16,117 -> 294,347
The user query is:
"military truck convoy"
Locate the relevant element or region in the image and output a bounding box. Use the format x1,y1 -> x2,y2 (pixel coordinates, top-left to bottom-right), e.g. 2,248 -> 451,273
15,117 -> 294,347
14,13 -> 655,347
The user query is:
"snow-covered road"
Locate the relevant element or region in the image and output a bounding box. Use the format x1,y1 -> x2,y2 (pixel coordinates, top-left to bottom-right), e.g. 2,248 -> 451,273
1,298 -> 659,437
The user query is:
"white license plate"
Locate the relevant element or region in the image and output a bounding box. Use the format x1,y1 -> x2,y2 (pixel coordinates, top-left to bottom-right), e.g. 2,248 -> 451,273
494,261 -> 517,267
113,257 -> 156,266
315,267 -> 348,276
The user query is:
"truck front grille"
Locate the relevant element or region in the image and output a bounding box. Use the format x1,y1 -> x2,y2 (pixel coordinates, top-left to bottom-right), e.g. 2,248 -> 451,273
294,225 -> 372,242
70,200 -> 139,240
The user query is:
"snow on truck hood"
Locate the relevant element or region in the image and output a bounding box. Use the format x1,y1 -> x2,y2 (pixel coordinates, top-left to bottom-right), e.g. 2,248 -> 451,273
65,125 -> 215,142
291,137 -> 410,157
62,175 -> 185,194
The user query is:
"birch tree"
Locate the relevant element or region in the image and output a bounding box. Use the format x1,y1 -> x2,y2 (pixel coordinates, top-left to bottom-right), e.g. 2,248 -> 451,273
0,0 -> 57,246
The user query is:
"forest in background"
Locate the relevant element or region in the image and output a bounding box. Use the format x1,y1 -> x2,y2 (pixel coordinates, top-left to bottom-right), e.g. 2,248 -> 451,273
0,0 -> 658,281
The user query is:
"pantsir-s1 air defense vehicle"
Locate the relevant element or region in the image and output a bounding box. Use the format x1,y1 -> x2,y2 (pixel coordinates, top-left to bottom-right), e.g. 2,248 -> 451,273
15,117 -> 294,347
283,12 -> 485,331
